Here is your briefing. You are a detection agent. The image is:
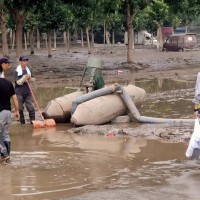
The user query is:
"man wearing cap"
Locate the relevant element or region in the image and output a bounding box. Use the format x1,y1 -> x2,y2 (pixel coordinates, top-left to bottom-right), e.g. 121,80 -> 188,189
13,55 -> 35,124
0,57 -> 19,164
0,57 -> 10,78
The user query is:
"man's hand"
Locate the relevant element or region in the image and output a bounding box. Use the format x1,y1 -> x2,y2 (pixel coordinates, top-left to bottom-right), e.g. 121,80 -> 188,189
194,111 -> 199,118
17,74 -> 31,85
26,74 -> 31,80
12,95 -> 19,120
23,74 -> 31,81
14,110 -> 20,120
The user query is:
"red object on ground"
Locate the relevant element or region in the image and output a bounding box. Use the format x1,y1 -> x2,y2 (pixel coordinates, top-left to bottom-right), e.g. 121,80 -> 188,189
106,132 -> 115,137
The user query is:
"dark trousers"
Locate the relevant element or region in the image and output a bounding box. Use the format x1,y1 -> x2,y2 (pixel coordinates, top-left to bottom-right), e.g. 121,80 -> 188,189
17,93 -> 35,124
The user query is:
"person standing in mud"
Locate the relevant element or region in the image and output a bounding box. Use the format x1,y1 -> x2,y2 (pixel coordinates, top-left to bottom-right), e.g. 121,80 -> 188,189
14,56 -> 35,124
193,72 -> 200,118
0,57 -> 19,164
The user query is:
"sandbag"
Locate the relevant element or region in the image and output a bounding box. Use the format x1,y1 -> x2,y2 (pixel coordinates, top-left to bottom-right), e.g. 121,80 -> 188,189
71,85 -> 146,125
43,90 -> 85,123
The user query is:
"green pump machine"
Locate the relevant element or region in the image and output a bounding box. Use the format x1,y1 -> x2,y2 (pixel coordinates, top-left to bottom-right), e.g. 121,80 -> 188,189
80,57 -> 105,92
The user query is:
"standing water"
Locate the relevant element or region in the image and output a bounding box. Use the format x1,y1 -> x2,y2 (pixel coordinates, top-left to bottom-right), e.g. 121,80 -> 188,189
1,78 -> 199,200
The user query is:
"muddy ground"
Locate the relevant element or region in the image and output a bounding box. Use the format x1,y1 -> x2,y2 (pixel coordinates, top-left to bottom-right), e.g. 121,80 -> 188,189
5,44 -> 200,87
4,44 -> 200,144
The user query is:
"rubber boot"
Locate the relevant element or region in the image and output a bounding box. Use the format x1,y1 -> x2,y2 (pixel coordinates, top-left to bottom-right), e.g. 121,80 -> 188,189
0,140 -> 8,160
29,113 -> 35,124
19,110 -> 25,124
4,141 -> 10,156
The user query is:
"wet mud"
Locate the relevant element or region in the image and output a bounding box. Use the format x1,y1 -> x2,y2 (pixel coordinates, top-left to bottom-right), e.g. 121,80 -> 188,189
1,46 -> 200,199
1,77 -> 199,200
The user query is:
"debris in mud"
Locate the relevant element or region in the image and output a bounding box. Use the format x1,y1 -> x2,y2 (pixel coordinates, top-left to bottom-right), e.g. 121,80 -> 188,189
5,46 -> 200,144
68,122 -> 193,144
120,62 -> 149,71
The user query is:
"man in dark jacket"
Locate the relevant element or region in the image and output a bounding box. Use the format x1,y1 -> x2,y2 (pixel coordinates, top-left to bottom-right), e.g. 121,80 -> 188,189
0,57 -> 19,164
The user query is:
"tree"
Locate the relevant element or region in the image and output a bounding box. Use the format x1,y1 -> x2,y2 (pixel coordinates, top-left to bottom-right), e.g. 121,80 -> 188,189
71,0 -> 104,54
122,0 -> 152,63
99,0 -> 123,48
4,0 -> 42,58
37,0 -> 73,57
144,0 -> 169,49
0,1 -> 9,57
24,7 -> 40,55
165,0 -> 200,31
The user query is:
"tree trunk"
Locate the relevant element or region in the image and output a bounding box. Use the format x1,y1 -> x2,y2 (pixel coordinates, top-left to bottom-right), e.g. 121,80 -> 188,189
44,33 -> 47,49
157,26 -> 163,50
86,27 -> 91,54
64,31 -> 67,48
91,27 -> 94,48
103,20 -> 106,50
30,29 -> 34,54
24,32 -> 27,51
11,30 -> 15,51
132,29 -> 135,50
106,30 -> 110,46
36,28 -> 40,50
112,29 -> 115,45
67,28 -> 70,50
53,29 -> 56,49
9,29 -> 12,47
15,18 -> 25,58
47,29 -> 52,57
0,7 -> 9,57
4,2 -> 28,58
81,28 -> 84,47
126,1 -> 133,63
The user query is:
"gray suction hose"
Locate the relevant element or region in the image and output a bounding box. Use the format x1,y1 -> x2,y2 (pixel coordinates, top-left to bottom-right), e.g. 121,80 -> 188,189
71,85 -> 121,114
118,86 -> 141,121
72,84 -> 194,124
120,87 -> 194,124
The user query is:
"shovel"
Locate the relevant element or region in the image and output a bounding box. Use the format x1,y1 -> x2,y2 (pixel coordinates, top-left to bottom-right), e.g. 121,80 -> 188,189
27,81 -> 56,129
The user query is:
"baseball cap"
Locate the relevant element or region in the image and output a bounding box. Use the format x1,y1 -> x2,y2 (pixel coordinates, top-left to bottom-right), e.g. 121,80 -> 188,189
0,57 -> 12,65
19,55 -> 29,61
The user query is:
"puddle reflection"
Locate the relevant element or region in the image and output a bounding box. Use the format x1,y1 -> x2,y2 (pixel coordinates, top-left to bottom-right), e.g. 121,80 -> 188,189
0,124 -> 191,200
1,78 -> 197,200
27,78 -> 195,109
136,78 -> 194,93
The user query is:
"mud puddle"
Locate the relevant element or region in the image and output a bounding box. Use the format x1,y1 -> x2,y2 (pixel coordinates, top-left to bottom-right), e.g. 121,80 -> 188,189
2,78 -> 197,200
1,124 -> 197,200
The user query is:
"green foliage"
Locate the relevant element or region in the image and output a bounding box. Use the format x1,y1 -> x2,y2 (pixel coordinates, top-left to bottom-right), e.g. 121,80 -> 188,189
2,0 -> 200,42
24,6 -> 39,31
100,0 -> 124,31
4,0 -> 42,13
165,0 -> 200,26
145,0 -> 169,26
133,0 -> 168,32
37,0 -> 74,32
